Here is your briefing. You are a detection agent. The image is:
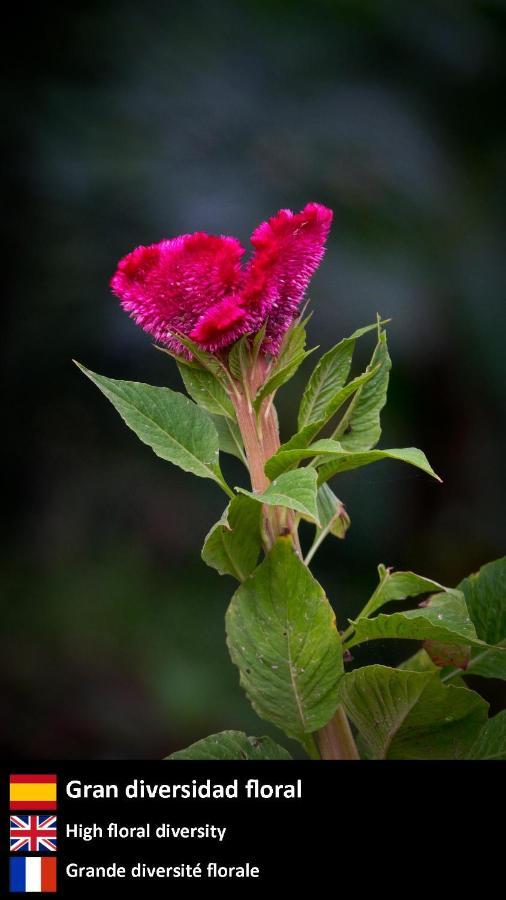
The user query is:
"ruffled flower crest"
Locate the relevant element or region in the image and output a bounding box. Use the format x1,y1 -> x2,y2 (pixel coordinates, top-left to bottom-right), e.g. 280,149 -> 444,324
111,203 -> 333,356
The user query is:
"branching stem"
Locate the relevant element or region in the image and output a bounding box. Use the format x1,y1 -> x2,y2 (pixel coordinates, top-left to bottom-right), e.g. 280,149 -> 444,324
230,356 -> 359,761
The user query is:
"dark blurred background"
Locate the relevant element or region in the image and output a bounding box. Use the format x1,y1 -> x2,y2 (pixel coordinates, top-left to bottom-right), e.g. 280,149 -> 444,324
3,0 -> 505,758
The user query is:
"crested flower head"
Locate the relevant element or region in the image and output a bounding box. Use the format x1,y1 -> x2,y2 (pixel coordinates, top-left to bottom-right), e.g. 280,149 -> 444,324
111,203 -> 333,356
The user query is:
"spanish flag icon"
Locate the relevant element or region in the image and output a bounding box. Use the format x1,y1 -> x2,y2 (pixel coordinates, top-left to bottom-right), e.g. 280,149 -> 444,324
10,775 -> 57,811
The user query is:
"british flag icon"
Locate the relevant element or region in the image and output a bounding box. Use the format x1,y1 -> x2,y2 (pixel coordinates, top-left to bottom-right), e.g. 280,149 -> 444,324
10,815 -> 57,853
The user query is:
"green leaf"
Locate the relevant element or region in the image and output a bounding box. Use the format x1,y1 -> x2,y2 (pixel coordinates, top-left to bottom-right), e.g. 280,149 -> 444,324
298,322 -> 382,430
458,557 -> 506,644
278,315 -> 309,361
397,648 -> 440,674
398,648 -> 467,686
226,537 -> 343,746
338,665 -> 488,759
266,439 -> 440,483
334,328 -> 391,451
237,468 -> 320,525
177,363 -> 234,417
228,335 -> 251,383
346,591 -> 487,650
166,332 -> 223,376
464,643 -> 506,680
265,438 -> 342,479
467,711 -> 506,760
317,446 -> 441,485
167,730 -> 292,760
76,364 -> 231,495
201,496 -> 262,582
210,415 -> 246,464
359,564 -> 455,618
253,317 -> 315,410
303,485 -> 350,566
253,349 -> 316,411
315,484 -> 350,539
458,557 -> 506,680
251,321 -> 268,364
275,367 -> 381,459
154,344 -> 201,369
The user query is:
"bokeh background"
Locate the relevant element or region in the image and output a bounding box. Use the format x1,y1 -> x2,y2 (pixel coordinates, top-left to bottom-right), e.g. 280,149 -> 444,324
3,0 -> 505,758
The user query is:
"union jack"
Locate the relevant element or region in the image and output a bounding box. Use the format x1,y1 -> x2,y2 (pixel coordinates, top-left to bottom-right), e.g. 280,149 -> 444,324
10,815 -> 57,852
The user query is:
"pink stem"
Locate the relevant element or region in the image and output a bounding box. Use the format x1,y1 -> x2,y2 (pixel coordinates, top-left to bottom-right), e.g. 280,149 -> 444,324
230,358 -> 358,761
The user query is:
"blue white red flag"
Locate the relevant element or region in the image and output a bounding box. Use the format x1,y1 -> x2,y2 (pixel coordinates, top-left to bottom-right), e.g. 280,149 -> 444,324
9,856 -> 56,892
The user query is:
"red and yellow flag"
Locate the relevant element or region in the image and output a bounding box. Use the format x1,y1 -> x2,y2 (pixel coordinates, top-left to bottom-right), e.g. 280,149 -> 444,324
10,775 -> 57,811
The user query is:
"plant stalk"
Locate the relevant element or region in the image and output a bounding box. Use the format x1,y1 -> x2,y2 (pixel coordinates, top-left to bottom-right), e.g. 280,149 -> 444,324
316,706 -> 360,760
230,357 -> 359,761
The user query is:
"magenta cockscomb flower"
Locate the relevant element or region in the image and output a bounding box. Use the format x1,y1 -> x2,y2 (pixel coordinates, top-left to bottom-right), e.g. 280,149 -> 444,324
111,202 -> 333,356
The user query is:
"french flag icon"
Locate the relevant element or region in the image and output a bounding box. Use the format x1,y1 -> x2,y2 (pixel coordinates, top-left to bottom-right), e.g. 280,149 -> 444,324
9,857 -> 56,893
